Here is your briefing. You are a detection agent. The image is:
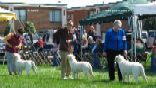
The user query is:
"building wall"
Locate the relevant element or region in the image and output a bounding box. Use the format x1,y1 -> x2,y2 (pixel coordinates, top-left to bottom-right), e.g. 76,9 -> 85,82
0,21 -> 7,33
0,6 -> 64,34
15,7 -> 62,31
67,10 -> 91,28
101,20 -> 130,32
67,6 -> 111,33
0,4 -> 130,35
67,5 -> 131,35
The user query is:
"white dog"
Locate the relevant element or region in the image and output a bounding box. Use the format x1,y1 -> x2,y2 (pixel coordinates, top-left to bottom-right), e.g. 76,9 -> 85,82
67,53 -> 94,79
14,53 -> 37,75
115,54 -> 147,83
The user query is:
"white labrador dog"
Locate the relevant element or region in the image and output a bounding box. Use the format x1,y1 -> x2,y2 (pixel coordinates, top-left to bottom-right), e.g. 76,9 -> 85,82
67,53 -> 94,79
14,53 -> 37,75
115,54 -> 147,83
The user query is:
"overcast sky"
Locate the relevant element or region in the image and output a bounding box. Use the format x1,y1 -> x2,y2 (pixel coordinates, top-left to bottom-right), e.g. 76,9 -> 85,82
0,0 -> 122,8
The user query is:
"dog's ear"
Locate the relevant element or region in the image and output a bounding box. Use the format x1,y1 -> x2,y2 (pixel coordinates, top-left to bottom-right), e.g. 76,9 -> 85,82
115,56 -> 118,62
118,54 -> 121,56
116,55 -> 119,58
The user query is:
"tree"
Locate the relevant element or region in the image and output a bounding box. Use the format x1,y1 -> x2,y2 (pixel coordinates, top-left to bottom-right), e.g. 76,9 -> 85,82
143,17 -> 156,31
25,21 -> 36,34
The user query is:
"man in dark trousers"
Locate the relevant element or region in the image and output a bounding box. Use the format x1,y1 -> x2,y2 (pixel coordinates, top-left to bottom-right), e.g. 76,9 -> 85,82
103,20 -> 127,81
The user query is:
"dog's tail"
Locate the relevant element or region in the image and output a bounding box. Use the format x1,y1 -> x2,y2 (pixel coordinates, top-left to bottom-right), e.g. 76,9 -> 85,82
31,61 -> 37,73
140,65 -> 147,82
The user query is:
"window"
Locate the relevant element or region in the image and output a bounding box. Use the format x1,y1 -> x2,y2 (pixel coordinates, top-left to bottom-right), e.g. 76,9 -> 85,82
89,10 -> 96,16
49,10 -> 62,22
14,10 -> 27,21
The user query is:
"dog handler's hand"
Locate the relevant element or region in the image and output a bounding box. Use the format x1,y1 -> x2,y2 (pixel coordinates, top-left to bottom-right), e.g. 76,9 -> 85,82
124,50 -> 127,56
8,44 -> 12,48
103,52 -> 107,57
66,40 -> 71,43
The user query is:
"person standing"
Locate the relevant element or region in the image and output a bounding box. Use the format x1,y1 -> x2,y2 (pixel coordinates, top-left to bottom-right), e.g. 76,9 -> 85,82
88,25 -> 96,41
3,28 -> 25,75
103,20 -> 127,81
92,39 -> 103,69
56,20 -> 75,79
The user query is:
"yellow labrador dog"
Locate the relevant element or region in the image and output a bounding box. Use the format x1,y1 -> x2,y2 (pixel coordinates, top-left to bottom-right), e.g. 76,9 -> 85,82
67,53 -> 94,79
115,54 -> 147,83
14,53 -> 37,75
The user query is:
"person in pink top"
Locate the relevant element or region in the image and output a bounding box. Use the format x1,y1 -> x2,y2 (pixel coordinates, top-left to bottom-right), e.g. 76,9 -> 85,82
3,28 -> 25,75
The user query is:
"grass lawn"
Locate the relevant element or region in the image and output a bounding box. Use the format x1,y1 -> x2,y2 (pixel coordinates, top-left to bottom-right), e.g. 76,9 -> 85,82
0,65 -> 156,88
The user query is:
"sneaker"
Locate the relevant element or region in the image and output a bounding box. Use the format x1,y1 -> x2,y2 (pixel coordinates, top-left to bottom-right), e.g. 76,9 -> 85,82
67,76 -> 73,79
63,76 -> 68,79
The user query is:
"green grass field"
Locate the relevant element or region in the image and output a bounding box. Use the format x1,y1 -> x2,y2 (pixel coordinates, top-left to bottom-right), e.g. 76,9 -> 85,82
0,65 -> 156,88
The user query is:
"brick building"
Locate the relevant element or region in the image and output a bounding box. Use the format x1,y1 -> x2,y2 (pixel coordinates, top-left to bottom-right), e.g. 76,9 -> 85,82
67,3 -> 130,38
0,3 -> 67,33
0,2 -> 130,37
67,4 -> 110,28
67,4 -> 110,37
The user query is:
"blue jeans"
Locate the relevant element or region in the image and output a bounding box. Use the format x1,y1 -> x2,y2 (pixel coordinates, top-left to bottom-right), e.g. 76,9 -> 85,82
92,53 -> 100,69
6,52 -> 16,74
52,52 -> 60,66
151,57 -> 156,72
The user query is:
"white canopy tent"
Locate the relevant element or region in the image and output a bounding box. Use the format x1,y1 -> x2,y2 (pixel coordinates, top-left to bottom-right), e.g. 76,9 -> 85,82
130,2 -> 156,59
133,3 -> 156,15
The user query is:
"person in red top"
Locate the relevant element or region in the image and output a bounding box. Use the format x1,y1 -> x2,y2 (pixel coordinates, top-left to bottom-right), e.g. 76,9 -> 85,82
36,37 -> 44,52
3,28 -> 24,75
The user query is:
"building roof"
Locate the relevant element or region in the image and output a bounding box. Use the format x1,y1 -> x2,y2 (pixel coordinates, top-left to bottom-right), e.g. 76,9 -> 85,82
67,4 -> 111,11
0,2 -> 67,8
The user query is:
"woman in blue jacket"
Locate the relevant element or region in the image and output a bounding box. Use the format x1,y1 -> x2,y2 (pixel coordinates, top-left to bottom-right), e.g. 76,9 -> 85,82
103,20 -> 127,81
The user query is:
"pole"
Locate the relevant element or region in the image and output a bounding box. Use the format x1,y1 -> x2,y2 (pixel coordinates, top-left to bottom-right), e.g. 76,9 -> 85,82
133,15 -> 138,61
128,16 -> 133,60
8,5 -> 15,33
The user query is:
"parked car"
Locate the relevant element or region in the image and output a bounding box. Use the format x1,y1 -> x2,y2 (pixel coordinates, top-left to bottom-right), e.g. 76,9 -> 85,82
149,30 -> 156,37
0,39 -> 6,63
142,30 -> 148,44
0,39 -> 5,52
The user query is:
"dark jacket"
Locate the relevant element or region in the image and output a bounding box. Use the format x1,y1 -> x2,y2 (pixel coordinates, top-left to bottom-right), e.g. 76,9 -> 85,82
55,27 -> 74,52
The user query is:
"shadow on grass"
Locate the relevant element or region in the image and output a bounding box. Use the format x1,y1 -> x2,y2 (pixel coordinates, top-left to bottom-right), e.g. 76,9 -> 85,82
120,82 -> 137,85
93,79 -> 138,85
92,79 -> 110,83
93,68 -> 108,72
142,84 -> 156,88
0,75 -> 10,76
144,68 -> 156,76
